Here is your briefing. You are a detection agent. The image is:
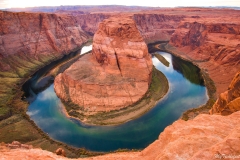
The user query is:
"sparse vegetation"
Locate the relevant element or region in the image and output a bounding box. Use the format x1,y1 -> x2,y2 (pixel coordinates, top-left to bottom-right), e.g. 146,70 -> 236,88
153,53 -> 170,67
181,69 -> 217,120
0,42 -> 105,158
63,66 -> 169,125
150,41 -> 217,121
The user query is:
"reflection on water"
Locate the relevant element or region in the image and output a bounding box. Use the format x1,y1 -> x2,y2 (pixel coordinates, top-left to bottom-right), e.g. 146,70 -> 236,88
172,55 -> 204,86
27,51 -> 208,152
80,45 -> 92,55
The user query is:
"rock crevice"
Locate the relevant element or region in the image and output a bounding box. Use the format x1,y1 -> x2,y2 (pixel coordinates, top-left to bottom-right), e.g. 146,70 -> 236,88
54,16 -> 153,113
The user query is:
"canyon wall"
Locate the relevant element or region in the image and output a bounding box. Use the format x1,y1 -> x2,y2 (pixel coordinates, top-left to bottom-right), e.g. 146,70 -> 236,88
73,13 -> 109,35
54,16 -> 152,113
169,19 -> 240,94
133,14 -> 184,42
0,11 -> 91,74
210,71 -> 240,115
0,8 -> 240,159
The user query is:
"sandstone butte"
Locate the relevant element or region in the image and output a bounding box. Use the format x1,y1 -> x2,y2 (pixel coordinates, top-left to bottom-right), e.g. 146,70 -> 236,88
54,16 -> 152,113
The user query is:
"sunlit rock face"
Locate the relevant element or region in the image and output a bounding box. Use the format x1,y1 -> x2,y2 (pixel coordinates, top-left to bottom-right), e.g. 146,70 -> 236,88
169,21 -> 240,95
210,71 -> 240,115
54,16 -> 152,113
0,11 -> 90,72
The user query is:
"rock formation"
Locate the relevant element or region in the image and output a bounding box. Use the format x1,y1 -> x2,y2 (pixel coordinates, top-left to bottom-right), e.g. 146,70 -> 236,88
0,11 -> 90,72
54,16 -> 152,113
1,111 -> 240,159
74,13 -> 109,35
1,8 -> 240,160
169,19 -> 240,94
55,148 -> 66,157
210,71 -> 240,115
134,14 -> 185,42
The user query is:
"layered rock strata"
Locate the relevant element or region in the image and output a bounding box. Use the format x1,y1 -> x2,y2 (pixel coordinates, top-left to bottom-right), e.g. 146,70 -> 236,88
54,17 -> 152,112
210,71 -> 240,115
169,20 -> 240,94
134,14 -> 185,42
0,11 -> 90,72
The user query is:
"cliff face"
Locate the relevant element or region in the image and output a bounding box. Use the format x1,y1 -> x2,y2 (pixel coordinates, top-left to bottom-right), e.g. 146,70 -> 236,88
133,14 -> 184,42
74,13 -> 110,35
210,71 -> 240,115
2,111 -> 240,160
0,11 -> 90,73
54,16 -> 152,113
169,20 -> 240,94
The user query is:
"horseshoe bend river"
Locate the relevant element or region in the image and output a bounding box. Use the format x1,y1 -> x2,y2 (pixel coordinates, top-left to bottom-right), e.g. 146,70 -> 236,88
25,46 -> 208,152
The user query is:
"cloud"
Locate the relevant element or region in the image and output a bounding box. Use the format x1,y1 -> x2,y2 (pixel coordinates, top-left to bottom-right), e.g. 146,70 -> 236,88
0,0 -> 8,8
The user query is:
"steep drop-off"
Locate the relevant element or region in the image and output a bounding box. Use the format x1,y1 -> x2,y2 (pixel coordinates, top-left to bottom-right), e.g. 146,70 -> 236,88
0,11 -> 90,73
1,8 -> 240,159
54,16 -> 152,113
210,71 -> 240,115
1,110 -> 240,159
134,14 -> 185,42
169,19 -> 240,94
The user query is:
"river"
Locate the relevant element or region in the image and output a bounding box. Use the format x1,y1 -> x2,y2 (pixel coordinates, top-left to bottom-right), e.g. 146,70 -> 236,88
26,46 -> 208,152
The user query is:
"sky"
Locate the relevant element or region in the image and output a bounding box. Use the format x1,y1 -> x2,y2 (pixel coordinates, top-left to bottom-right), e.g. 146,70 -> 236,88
0,0 -> 240,9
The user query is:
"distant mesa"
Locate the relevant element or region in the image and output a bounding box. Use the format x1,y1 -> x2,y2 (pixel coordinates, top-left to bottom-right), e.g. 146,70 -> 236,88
54,16 -> 152,113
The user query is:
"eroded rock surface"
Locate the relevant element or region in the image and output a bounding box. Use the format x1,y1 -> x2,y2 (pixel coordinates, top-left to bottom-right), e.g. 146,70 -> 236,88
210,71 -> 240,115
1,111 -> 240,159
0,11 -> 90,72
54,16 -> 152,113
134,14 -> 185,42
169,19 -> 240,94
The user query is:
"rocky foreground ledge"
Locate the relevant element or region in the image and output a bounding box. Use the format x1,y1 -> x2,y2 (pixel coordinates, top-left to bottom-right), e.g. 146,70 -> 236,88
54,16 -> 153,114
1,110 -> 240,160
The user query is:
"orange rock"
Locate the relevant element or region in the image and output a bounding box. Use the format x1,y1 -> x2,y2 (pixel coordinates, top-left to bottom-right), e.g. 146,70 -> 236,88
0,11 -> 89,72
1,111 -> 240,160
55,148 -> 66,157
210,71 -> 240,115
54,16 -> 152,112
134,14 -> 185,42
169,21 -> 240,95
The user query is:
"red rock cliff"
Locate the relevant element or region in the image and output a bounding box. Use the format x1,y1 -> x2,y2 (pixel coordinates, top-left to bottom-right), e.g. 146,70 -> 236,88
210,71 -> 240,115
74,13 -> 110,35
54,16 -> 152,113
0,11 -> 90,72
169,19 -> 240,94
133,14 -> 184,42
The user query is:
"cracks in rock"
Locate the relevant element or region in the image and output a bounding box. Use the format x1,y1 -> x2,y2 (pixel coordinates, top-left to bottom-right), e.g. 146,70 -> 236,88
79,84 -> 85,107
123,84 -> 133,104
99,85 -> 107,110
34,14 -> 44,57
114,50 -> 122,77
104,85 -> 110,108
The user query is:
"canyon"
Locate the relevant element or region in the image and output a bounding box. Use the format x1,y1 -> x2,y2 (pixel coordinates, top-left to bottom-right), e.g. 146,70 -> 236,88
54,16 -> 152,114
0,7 -> 240,159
